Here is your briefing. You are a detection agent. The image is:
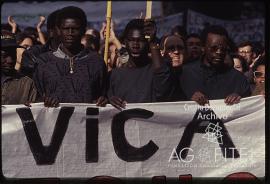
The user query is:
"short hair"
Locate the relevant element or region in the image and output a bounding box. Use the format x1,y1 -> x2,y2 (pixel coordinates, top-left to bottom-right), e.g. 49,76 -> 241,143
56,6 -> 87,33
237,40 -> 253,50
122,19 -> 144,40
47,9 -> 61,31
85,28 -> 100,42
201,25 -> 229,45
159,34 -> 185,52
81,34 -> 100,52
23,27 -> 38,39
186,33 -> 201,41
252,56 -> 265,72
231,53 -> 249,73
16,32 -> 34,45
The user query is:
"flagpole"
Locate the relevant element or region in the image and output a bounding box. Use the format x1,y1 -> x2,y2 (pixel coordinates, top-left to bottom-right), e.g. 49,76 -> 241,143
145,1 -> 152,39
104,1 -> 112,66
146,1 -> 152,19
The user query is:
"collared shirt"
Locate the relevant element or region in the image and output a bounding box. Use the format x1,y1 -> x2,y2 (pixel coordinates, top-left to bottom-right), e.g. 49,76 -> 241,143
33,46 -> 107,103
180,61 -> 251,100
2,73 -> 37,105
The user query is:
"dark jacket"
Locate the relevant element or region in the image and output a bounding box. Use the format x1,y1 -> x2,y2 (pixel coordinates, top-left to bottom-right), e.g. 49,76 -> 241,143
33,46 -> 107,103
180,60 -> 251,100
21,39 -> 58,77
2,73 -> 37,105
108,58 -> 175,103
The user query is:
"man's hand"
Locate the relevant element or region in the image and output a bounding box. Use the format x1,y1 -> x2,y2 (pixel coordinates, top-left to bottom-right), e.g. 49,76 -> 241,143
44,96 -> 59,107
191,91 -> 209,106
102,21 -> 119,44
143,19 -> 157,43
224,93 -> 241,105
24,101 -> 32,107
109,96 -> 126,111
95,96 -> 108,107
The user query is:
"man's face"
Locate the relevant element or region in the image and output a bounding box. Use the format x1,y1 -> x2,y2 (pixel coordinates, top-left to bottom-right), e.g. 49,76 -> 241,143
186,37 -> 202,60
125,29 -> 147,58
1,47 -> 16,74
58,18 -> 83,49
204,33 -> 228,68
238,45 -> 253,65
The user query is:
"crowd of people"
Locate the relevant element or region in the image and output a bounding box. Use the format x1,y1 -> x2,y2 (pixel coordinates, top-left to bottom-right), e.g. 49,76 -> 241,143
1,6 -> 265,109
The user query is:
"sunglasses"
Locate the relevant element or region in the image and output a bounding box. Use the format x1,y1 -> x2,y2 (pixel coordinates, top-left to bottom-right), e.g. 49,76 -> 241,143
167,45 -> 185,52
253,71 -> 265,78
238,50 -> 252,55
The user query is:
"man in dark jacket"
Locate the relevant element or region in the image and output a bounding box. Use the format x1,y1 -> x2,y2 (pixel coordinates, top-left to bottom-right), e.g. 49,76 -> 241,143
33,6 -> 107,107
180,25 -> 251,105
108,19 -> 175,109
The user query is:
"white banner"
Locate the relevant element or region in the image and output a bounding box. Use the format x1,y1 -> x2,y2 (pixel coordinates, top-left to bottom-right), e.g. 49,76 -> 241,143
1,96 -> 265,179
186,10 -> 265,43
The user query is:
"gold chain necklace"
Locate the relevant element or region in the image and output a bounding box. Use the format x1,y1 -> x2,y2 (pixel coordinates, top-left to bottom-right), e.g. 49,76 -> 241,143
69,57 -> 74,74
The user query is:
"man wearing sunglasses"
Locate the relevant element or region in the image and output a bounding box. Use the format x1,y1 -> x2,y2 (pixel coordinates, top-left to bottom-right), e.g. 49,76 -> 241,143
160,34 -> 187,101
180,25 -> 251,106
160,34 -> 186,68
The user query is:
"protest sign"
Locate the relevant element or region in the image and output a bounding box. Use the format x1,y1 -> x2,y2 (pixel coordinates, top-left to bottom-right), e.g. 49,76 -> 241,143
186,10 -> 265,43
2,96 -> 265,180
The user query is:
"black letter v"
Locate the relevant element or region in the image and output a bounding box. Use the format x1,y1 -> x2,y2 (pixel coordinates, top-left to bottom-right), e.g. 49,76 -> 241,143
16,107 -> 74,165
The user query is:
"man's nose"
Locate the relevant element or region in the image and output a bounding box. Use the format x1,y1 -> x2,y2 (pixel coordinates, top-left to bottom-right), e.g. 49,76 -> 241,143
68,28 -> 74,34
216,47 -> 223,54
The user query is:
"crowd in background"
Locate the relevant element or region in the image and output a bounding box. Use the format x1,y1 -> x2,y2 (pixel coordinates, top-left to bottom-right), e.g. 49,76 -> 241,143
1,6 -> 265,109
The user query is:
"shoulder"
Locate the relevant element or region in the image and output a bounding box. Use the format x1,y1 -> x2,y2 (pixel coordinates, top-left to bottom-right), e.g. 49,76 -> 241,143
25,44 -> 44,55
83,50 -> 105,67
182,60 -> 201,72
184,60 -> 200,68
227,67 -> 249,80
85,50 -> 104,62
17,75 -> 35,84
110,66 -> 130,77
37,51 -> 55,64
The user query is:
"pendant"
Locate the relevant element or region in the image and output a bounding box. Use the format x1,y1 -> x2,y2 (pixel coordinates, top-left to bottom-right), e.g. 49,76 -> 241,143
70,70 -> 74,74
